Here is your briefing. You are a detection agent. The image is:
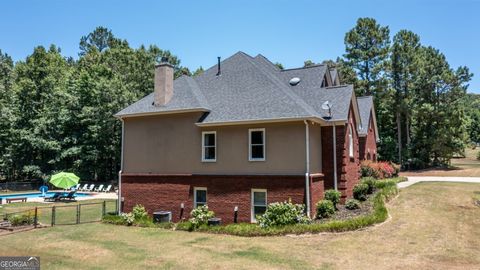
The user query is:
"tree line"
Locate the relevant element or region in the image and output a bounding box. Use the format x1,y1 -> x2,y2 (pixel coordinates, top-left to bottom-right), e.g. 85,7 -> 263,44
0,27 -> 201,182
303,18 -> 477,169
0,20 -> 478,182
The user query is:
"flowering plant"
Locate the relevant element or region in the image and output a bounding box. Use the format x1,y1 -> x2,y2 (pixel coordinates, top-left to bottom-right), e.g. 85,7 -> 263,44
190,205 -> 215,228
121,212 -> 135,226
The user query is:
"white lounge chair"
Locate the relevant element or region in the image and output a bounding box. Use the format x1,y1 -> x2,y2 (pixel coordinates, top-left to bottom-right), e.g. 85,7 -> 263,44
79,184 -> 88,191
85,184 -> 95,192
94,184 -> 104,192
102,185 -> 112,193
72,184 -> 81,191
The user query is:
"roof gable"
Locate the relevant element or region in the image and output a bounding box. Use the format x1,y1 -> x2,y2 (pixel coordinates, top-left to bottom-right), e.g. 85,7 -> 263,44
357,96 -> 379,141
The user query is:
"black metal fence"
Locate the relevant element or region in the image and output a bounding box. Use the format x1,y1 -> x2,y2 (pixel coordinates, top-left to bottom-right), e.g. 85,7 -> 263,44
1,200 -> 118,227
0,181 -> 43,192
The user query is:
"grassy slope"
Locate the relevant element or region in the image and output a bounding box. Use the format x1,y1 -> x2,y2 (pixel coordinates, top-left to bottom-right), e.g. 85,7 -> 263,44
1,182 -> 479,270
401,148 -> 480,177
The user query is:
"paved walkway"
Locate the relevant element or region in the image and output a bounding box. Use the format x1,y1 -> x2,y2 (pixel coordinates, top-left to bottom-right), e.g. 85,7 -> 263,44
399,176 -> 480,188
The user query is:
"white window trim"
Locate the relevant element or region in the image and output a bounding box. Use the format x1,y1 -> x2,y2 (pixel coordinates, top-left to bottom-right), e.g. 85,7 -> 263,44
349,124 -> 354,158
251,189 -> 267,223
201,131 -> 216,162
248,128 -> 266,161
193,187 -> 207,208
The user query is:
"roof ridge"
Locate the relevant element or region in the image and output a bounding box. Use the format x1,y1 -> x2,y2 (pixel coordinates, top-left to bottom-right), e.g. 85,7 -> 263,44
243,54 -> 320,118
254,54 -> 280,71
325,84 -> 353,89
281,64 -> 326,72
194,51 -> 252,79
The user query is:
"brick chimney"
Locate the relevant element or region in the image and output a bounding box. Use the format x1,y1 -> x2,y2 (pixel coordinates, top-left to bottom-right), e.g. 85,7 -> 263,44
154,58 -> 174,106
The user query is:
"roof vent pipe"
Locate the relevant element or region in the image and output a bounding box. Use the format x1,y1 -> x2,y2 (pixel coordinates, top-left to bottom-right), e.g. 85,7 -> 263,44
216,57 -> 221,76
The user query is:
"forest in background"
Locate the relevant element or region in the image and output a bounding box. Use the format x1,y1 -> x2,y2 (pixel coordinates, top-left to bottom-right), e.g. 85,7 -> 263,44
0,18 -> 479,181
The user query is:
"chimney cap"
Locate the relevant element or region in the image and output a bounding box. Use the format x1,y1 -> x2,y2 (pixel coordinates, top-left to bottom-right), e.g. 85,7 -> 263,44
155,56 -> 174,68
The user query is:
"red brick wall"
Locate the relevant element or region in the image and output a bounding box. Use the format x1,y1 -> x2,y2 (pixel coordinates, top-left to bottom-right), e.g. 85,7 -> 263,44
359,111 -> 378,161
321,102 -> 360,199
310,175 -> 324,217
121,174 -> 324,223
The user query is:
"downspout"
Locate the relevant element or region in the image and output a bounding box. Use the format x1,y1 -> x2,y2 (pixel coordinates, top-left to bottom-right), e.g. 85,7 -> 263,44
118,118 -> 125,214
332,123 -> 338,191
304,120 -> 311,218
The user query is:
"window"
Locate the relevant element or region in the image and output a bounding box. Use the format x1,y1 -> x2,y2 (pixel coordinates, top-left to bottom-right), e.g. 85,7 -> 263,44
251,189 -> 267,222
202,131 -> 216,162
194,187 -> 207,208
249,128 -> 265,161
349,124 -> 354,158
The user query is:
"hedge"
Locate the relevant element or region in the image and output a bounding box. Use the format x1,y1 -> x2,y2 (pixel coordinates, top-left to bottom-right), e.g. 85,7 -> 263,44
176,179 -> 399,237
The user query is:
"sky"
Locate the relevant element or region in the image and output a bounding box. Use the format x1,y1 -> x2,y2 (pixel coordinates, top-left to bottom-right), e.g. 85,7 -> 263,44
1,0 -> 479,93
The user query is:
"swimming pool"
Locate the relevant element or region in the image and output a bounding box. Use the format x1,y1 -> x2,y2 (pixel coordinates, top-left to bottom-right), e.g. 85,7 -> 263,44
0,192 -> 92,199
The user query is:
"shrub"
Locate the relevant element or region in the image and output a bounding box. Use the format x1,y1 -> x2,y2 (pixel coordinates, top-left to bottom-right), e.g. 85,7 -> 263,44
135,216 -> 156,227
8,214 -> 34,226
190,205 -> 215,228
121,212 -> 135,226
176,221 -> 195,232
345,199 -> 360,210
324,189 -> 341,208
361,177 -> 377,194
391,162 -> 401,177
257,200 -> 310,228
374,179 -> 398,190
102,214 -> 127,225
379,162 -> 395,178
360,160 -> 379,178
316,200 -> 335,219
353,183 -> 369,201
132,204 -> 148,220
361,160 -> 397,179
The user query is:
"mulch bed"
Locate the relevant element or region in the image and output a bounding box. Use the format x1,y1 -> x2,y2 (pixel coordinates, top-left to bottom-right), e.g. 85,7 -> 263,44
314,195 -> 375,223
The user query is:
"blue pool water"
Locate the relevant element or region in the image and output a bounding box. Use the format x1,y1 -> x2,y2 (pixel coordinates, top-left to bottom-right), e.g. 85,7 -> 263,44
0,192 -> 92,199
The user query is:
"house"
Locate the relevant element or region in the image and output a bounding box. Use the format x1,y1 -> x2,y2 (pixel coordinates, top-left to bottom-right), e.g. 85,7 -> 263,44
115,51 -> 378,223
357,96 -> 379,161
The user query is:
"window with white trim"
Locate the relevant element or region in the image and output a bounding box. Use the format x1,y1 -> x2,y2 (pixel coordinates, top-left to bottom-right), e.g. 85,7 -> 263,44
349,124 -> 354,158
251,189 -> 267,222
202,131 -> 216,162
194,187 -> 207,208
249,128 -> 265,161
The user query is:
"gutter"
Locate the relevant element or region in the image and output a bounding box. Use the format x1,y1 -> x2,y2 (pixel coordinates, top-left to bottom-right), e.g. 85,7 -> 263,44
118,118 -> 125,214
303,120 -> 311,217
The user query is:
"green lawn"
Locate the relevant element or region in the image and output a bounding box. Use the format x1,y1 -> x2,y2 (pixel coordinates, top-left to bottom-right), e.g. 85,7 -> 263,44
1,182 -> 479,269
0,199 -> 117,226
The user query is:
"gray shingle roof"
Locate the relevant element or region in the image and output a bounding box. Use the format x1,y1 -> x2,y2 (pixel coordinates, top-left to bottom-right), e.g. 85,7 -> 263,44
357,96 -> 373,135
194,52 -> 319,124
116,51 -> 357,124
330,68 -> 338,83
115,76 -> 209,117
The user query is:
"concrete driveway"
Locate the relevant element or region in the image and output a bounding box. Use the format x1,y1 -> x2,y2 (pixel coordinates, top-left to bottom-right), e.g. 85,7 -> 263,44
399,176 -> 480,188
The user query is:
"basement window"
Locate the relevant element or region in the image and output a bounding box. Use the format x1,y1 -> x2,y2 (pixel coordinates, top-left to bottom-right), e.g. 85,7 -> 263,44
251,189 -> 267,222
202,131 -> 216,162
249,128 -> 265,161
194,187 -> 207,208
